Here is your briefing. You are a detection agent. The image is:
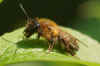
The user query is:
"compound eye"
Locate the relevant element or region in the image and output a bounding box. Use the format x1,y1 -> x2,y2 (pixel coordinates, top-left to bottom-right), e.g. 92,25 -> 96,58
37,24 -> 40,27
34,23 -> 40,29
32,19 -> 40,28
36,24 -> 40,28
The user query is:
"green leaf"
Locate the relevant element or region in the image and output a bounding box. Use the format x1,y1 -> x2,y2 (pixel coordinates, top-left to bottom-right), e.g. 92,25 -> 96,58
0,27 -> 100,66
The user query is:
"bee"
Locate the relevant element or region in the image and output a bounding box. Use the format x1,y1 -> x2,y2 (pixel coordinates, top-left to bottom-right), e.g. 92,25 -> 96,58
19,3 -> 82,56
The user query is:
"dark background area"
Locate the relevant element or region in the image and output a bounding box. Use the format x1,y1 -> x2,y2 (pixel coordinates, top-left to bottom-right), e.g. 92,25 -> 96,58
1,0 -> 100,43
0,0 -> 86,36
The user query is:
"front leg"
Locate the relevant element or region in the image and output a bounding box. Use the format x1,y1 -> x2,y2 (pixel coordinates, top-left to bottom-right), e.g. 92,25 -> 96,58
37,27 -> 43,39
37,33 -> 41,39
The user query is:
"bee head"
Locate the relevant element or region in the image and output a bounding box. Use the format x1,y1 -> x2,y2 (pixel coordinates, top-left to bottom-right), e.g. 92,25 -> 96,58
19,3 -> 40,38
24,18 -> 40,38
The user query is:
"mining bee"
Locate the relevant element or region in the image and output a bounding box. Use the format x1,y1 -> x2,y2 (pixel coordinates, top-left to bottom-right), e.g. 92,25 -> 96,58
19,3 -> 87,56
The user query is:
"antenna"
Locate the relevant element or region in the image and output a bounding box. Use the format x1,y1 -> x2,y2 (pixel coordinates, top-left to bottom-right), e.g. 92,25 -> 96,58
19,2 -> 30,19
17,0 -> 39,25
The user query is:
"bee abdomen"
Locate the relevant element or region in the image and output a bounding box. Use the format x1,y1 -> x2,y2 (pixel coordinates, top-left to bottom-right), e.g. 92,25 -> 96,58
59,31 -> 79,56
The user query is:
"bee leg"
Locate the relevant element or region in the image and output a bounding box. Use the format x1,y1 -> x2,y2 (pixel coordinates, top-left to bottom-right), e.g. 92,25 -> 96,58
37,26 -> 42,39
67,48 -> 75,56
48,39 -> 55,52
60,38 -> 73,55
37,28 -> 42,40
37,33 -> 41,40
48,44 -> 52,52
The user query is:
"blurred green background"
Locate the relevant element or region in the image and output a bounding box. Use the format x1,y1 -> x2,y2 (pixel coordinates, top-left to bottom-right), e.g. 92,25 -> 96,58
0,0 -> 100,66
